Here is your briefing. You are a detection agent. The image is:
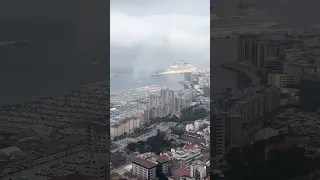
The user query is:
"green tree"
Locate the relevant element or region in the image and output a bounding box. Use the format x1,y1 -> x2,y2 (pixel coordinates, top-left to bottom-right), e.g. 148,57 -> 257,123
171,129 -> 184,136
127,142 -> 136,152
137,141 -> 144,146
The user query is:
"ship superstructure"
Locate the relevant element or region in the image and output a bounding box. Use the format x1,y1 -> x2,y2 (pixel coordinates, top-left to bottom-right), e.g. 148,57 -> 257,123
152,62 -> 197,76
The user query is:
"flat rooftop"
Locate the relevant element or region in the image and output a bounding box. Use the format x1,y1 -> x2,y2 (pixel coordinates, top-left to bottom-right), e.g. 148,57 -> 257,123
132,157 -> 157,169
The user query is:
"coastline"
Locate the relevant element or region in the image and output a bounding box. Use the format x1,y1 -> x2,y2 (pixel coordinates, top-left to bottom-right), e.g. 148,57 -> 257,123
221,62 -> 260,85
0,81 -> 108,108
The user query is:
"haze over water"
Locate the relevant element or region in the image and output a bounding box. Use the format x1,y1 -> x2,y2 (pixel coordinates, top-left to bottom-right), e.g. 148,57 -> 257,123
112,0 -> 320,94
0,0 -> 319,100
0,1 -> 108,103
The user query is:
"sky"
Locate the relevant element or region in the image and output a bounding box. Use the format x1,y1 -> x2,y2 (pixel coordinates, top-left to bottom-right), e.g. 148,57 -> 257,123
110,0 -> 210,78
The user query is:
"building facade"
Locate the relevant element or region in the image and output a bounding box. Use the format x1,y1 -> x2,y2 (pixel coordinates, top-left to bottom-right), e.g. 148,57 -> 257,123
83,120 -> 110,180
132,158 -> 157,180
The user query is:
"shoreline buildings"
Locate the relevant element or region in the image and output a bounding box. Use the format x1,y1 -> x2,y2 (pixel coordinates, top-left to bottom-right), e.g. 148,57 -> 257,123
110,86 -> 199,139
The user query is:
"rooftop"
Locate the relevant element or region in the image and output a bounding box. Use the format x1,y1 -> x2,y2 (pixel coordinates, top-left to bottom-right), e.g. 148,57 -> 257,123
156,155 -> 169,163
173,168 -> 190,177
132,157 -> 157,169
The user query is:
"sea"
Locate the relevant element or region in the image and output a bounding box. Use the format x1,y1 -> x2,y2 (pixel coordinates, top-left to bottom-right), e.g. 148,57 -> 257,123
112,0 -> 320,94
0,0 -> 109,103
0,0 -> 319,101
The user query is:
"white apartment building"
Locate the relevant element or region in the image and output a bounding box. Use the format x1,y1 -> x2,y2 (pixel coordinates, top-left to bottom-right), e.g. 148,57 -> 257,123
181,89 -> 198,103
137,100 -> 150,110
110,117 -> 141,138
172,151 -> 202,168
190,165 -> 207,180
282,49 -> 306,61
268,73 -> 300,90
228,85 -> 280,123
283,61 -> 318,77
147,88 -> 198,120
132,158 -> 157,180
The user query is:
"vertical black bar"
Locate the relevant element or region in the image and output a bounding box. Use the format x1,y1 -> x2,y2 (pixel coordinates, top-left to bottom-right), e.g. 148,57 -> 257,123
210,0 -> 215,176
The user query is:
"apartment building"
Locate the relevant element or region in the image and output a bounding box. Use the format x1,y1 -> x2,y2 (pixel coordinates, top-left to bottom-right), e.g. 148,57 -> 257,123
83,120 -> 110,180
210,114 -> 225,161
132,158 -> 157,180
156,156 -> 170,176
190,165 -> 207,180
228,85 -> 280,123
110,117 -> 141,138
264,57 -> 284,73
268,73 -> 300,90
238,35 -> 269,69
283,61 -> 318,77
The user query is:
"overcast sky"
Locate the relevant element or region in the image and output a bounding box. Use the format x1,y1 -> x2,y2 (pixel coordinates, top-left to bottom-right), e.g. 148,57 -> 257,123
110,0 -> 210,77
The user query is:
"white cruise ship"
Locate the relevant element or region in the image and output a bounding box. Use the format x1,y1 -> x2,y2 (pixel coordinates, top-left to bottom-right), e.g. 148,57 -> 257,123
151,62 -> 197,76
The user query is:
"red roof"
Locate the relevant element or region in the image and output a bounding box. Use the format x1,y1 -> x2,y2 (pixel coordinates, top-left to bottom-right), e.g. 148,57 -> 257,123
198,105 -> 209,109
183,145 -> 199,151
156,155 -> 169,163
173,168 -> 190,177
133,157 -> 157,168
48,174 -> 91,180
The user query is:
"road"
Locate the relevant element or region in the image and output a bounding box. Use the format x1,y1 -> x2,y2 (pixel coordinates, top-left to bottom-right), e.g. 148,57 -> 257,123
221,62 -> 260,84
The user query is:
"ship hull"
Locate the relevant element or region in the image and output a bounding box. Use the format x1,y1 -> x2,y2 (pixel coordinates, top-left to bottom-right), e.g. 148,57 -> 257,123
151,62 -> 197,76
151,71 -> 196,76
